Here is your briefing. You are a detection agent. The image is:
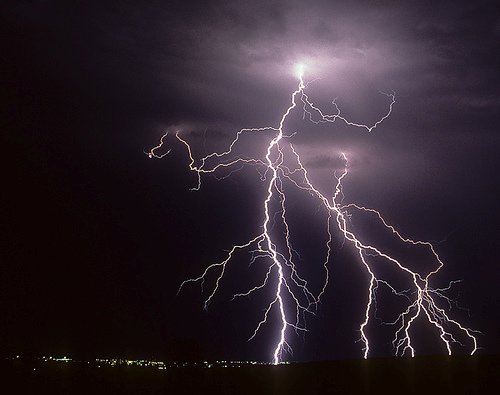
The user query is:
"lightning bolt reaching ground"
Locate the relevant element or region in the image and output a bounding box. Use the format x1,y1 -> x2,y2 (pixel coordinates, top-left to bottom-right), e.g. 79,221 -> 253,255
148,66 -> 478,364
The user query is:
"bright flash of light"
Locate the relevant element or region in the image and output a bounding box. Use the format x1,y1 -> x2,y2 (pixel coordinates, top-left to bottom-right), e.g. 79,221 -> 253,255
294,63 -> 305,79
147,66 -> 479,364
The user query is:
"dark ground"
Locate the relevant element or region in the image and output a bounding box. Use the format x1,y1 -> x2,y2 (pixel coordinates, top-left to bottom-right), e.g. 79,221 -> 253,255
1,355 -> 498,394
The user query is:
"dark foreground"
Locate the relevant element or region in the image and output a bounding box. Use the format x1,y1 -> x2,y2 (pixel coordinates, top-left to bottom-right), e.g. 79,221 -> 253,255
2,355 -> 498,394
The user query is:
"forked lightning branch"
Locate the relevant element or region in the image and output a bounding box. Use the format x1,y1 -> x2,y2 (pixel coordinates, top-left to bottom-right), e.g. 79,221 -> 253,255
148,66 -> 478,364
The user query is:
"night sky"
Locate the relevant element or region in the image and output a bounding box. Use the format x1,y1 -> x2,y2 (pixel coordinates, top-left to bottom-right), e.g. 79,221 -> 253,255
2,1 -> 499,362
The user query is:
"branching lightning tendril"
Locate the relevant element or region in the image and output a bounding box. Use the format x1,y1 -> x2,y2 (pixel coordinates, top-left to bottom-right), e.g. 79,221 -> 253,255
148,68 -> 478,364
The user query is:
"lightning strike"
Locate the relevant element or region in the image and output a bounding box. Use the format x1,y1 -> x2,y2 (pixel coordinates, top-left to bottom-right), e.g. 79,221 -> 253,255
148,66 -> 478,364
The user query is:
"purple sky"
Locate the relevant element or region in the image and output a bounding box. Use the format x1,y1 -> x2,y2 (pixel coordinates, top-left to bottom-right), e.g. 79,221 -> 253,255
2,0 -> 499,361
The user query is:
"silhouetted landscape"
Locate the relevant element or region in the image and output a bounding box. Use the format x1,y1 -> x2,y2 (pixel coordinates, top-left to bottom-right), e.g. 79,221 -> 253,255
3,354 -> 498,394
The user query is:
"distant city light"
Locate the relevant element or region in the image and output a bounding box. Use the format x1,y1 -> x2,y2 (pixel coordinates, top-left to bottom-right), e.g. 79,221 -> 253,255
7,355 -> 277,370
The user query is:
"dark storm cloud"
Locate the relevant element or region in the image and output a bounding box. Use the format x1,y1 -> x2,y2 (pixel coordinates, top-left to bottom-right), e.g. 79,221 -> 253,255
8,0 -> 498,132
91,0 -> 500,159
154,0 -> 499,117
306,154 -> 347,170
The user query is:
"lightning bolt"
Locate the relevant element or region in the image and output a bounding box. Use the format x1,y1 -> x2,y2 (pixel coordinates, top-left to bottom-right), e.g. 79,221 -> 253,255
148,66 -> 479,364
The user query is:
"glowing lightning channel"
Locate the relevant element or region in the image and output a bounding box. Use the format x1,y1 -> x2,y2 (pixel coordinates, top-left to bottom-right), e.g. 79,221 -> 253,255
147,66 -> 478,364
